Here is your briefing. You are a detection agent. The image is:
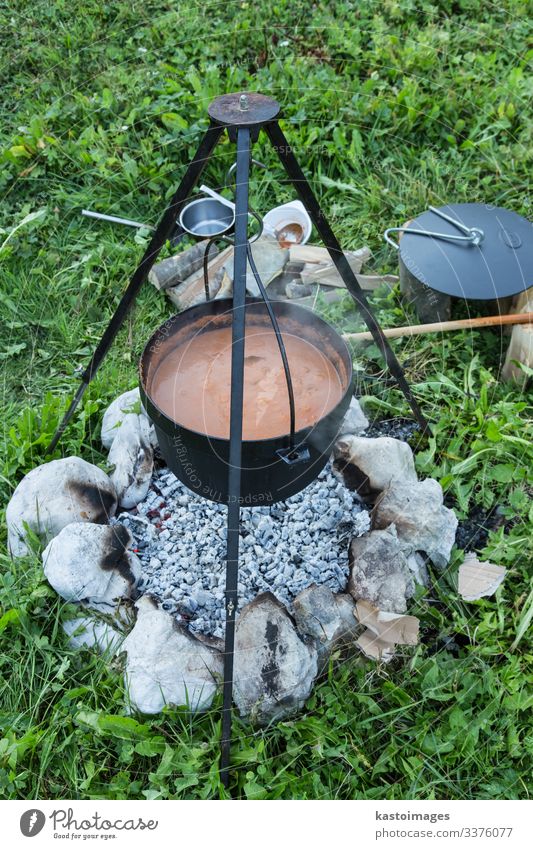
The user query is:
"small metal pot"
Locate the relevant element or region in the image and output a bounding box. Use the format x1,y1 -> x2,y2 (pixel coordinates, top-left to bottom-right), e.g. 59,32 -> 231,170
179,197 -> 235,238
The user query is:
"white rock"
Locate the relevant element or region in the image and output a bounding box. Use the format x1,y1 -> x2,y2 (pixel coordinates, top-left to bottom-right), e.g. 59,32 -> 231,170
234,593 -> 318,724
7,457 -> 117,557
101,388 -> 156,451
348,524 -> 415,613
333,435 -> 417,501
63,616 -> 123,653
339,397 -> 369,437
108,415 -> 154,509
372,478 -> 458,569
122,596 -> 223,714
43,522 -> 141,611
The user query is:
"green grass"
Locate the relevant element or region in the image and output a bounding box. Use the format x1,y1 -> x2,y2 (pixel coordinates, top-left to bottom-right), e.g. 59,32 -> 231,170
0,0 -> 532,799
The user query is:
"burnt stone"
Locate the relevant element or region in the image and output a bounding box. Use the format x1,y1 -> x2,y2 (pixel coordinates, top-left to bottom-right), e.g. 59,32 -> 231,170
233,592 -> 318,724
42,522 -> 141,612
7,457 -> 118,557
68,479 -> 117,524
100,525 -> 136,584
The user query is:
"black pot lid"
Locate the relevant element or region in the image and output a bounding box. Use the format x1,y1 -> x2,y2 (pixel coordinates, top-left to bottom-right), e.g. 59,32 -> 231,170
398,203 -> 533,300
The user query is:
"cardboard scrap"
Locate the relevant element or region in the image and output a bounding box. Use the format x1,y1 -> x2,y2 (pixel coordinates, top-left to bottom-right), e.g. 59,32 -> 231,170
458,554 -> 506,601
356,600 -> 419,645
354,599 -> 419,662
356,629 -> 396,663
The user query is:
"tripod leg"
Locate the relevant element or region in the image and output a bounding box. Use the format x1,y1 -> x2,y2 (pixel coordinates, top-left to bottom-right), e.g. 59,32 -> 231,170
220,126 -> 251,789
46,122 -> 224,454
265,121 -> 428,433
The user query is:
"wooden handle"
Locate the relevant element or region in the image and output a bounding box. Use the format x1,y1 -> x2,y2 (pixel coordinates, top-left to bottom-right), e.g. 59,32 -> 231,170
343,312 -> 533,343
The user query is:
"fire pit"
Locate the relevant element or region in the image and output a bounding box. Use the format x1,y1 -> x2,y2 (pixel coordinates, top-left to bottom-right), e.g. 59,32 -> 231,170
7,390 -> 463,738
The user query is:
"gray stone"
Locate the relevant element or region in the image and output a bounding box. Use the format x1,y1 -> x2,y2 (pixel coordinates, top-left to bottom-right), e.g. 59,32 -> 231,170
233,593 -> 318,724
108,415 -> 154,509
6,457 -> 117,557
122,596 -> 223,714
293,584 -> 358,664
338,397 -> 369,437
333,435 -> 417,502
285,280 -> 314,299
43,522 -> 141,612
348,524 -> 415,613
372,478 -> 458,569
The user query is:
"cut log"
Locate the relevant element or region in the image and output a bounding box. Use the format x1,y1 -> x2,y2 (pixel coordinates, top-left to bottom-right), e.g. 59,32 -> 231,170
165,246 -> 233,310
148,241 -> 217,291
502,290 -> 533,384
286,275 -> 397,309
298,248 -> 372,287
289,245 -> 331,264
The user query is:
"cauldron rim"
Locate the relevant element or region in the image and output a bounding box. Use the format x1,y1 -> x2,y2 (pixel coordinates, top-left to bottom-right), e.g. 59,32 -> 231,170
139,297 -> 353,445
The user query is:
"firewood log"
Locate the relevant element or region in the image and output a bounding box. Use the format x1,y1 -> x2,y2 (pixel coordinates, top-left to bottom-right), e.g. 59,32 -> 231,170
148,240 -> 218,291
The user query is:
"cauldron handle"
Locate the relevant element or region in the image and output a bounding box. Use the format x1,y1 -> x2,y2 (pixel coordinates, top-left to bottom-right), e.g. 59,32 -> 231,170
246,242 -> 300,456
200,236 -> 300,454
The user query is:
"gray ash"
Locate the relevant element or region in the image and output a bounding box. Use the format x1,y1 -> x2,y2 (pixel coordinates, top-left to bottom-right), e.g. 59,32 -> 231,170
114,464 -> 370,638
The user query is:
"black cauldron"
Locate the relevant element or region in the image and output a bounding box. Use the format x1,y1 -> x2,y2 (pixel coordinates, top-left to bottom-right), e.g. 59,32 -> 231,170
139,298 -> 353,505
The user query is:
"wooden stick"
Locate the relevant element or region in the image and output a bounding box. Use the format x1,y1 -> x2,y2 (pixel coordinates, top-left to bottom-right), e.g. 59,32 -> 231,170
343,312 -> 533,343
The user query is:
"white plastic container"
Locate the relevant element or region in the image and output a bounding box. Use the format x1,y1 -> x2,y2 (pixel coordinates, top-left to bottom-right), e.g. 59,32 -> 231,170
262,200 -> 312,245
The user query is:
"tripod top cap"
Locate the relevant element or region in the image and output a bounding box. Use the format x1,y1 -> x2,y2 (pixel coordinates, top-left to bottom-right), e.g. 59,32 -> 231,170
208,92 -> 280,127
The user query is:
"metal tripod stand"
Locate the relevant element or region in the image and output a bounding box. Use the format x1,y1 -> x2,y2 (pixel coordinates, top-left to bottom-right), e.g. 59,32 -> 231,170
46,92 -> 428,789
